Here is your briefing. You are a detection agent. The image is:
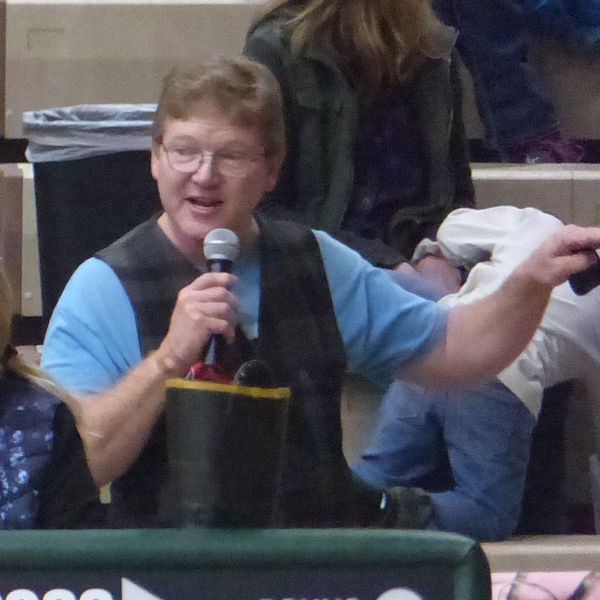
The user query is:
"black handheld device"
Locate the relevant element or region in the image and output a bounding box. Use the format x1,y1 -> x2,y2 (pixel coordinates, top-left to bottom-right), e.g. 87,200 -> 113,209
569,258 -> 600,295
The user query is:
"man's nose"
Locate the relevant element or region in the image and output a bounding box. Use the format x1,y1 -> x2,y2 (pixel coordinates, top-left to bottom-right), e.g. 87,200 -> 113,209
191,154 -> 219,182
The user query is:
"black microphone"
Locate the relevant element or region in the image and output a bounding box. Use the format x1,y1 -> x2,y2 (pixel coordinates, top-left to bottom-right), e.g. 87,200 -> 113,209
203,228 -> 240,367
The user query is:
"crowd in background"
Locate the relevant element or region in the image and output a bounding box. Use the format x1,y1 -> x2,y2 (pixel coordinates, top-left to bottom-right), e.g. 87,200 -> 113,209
3,0 -> 600,541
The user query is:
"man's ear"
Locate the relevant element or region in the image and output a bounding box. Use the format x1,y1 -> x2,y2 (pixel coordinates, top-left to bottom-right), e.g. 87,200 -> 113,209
150,143 -> 161,181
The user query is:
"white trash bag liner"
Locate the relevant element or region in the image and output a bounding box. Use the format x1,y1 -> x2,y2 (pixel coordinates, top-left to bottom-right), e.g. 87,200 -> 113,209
23,104 -> 157,163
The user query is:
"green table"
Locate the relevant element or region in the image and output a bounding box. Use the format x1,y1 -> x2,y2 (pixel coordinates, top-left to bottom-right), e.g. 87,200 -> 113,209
0,528 -> 490,600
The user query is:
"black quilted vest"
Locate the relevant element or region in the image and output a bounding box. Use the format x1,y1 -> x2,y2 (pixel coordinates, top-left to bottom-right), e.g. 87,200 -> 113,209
97,216 -> 379,527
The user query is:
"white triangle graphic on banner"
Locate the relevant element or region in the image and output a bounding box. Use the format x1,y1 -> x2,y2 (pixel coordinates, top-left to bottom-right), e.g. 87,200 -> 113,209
122,578 -> 164,600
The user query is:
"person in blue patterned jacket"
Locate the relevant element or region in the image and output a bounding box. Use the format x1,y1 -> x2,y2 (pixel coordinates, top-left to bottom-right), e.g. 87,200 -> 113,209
0,268 -> 102,528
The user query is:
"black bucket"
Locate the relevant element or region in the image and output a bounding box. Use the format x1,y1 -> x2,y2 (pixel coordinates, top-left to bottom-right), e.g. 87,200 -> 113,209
164,379 -> 291,528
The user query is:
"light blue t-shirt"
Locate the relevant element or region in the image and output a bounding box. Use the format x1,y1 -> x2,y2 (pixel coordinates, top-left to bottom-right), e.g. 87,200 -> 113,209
41,230 -> 447,395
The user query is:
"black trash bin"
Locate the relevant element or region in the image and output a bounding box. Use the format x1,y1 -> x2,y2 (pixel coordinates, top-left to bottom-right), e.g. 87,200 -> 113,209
23,104 -> 162,325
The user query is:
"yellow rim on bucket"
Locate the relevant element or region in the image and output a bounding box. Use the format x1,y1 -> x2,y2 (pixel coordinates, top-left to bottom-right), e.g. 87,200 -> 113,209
166,378 -> 291,400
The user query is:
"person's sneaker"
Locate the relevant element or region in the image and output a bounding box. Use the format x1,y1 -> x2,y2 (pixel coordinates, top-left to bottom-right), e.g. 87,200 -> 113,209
526,137 -> 585,164
507,137 -> 585,164
380,486 -> 433,529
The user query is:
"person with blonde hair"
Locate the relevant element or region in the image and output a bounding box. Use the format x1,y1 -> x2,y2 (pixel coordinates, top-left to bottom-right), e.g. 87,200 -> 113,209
0,268 -> 102,528
244,0 -> 474,267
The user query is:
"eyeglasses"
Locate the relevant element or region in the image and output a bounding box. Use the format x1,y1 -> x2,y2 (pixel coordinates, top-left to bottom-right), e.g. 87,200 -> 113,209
161,144 -> 265,178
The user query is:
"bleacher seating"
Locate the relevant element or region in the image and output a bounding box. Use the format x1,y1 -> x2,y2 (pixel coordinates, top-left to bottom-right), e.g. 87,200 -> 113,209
2,0 -> 600,543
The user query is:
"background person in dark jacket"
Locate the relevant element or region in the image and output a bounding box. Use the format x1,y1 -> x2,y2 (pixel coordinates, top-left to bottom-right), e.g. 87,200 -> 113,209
244,0 -> 475,268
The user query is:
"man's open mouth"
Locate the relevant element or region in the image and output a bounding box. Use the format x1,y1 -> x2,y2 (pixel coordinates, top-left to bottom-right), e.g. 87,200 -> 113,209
188,197 -> 222,208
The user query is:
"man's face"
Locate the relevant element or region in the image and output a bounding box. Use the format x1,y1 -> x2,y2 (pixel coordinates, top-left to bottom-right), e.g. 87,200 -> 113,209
152,110 -> 280,258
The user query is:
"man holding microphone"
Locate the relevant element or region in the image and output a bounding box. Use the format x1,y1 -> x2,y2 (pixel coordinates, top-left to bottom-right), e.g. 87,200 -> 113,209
42,55 -> 600,528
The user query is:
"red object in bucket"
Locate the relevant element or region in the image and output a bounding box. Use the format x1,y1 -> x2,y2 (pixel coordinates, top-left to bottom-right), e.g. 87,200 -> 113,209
187,361 -> 233,384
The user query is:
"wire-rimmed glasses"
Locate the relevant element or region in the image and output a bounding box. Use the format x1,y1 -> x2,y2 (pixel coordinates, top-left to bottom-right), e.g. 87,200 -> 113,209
161,144 -> 265,178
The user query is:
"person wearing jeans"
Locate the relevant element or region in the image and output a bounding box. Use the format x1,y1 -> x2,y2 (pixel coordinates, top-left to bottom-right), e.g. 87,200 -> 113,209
353,206 -> 600,540
434,0 -> 595,162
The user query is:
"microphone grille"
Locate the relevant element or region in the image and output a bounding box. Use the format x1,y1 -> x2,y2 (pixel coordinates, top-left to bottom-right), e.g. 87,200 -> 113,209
203,228 -> 240,262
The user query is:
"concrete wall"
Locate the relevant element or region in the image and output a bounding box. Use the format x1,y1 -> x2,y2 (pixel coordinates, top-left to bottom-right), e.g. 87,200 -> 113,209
4,0 -> 262,138
3,1 -> 600,140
